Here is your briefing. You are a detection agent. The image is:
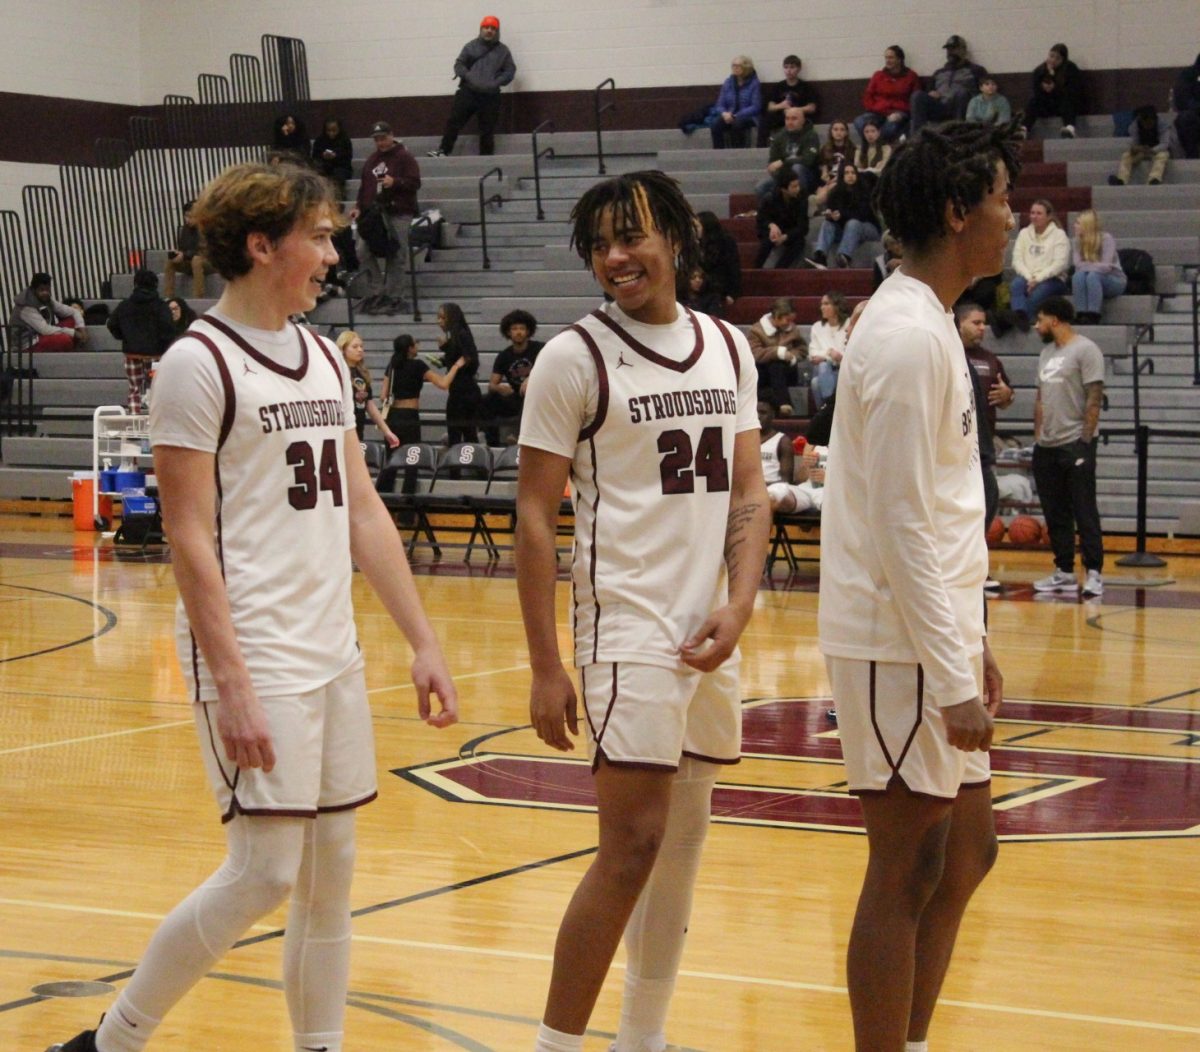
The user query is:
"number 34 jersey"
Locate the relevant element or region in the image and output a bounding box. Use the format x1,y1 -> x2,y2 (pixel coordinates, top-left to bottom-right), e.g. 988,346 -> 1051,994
520,302 -> 759,670
150,312 -> 360,701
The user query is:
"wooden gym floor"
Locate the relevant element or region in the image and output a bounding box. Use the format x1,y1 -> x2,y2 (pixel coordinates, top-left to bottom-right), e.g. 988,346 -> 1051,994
0,514 -> 1197,1050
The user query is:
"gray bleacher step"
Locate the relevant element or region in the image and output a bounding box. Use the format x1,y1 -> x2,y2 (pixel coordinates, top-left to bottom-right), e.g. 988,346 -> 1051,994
1092,184 -> 1200,211
31,379 -> 129,407
1077,160 -> 1200,187
513,271 -> 595,297
1,436 -> 93,468
1042,139 -> 1128,162
0,467 -> 74,500
24,351 -> 125,379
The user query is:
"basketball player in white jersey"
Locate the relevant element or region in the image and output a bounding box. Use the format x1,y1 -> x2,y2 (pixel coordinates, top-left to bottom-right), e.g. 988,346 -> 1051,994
48,163 -> 457,1052
818,122 -> 1019,1051
516,171 -> 770,1052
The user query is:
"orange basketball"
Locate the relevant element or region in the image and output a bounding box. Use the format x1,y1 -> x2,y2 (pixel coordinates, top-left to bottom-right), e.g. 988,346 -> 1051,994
1007,515 -> 1042,546
986,517 -> 1006,547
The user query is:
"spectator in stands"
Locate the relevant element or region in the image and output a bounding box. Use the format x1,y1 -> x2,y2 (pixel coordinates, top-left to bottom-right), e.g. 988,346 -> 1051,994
107,269 -> 175,414
1010,199 -> 1071,326
271,113 -> 310,163
957,301 -> 1014,530
428,16 -> 517,157
853,118 -> 891,181
759,107 -> 821,200
756,171 -> 810,269
1110,105 -> 1170,185
759,400 -> 796,507
750,297 -> 808,416
380,333 -> 464,446
966,76 -> 1013,126
1023,43 -> 1084,139
809,291 -> 850,407
166,296 -> 196,336
697,210 -> 743,308
311,117 -> 354,197
1070,209 -> 1126,324
336,330 -> 400,446
855,45 -> 920,143
811,165 -> 880,268
9,272 -> 86,352
816,119 -> 854,185
437,301 -> 481,443
1174,53 -> 1200,158
711,56 -> 763,149
758,55 -> 820,147
164,201 -> 211,300
681,267 -> 724,316
349,121 -> 420,315
910,35 -> 988,134
482,308 -> 544,445
873,230 -> 903,289
1032,296 -> 1105,596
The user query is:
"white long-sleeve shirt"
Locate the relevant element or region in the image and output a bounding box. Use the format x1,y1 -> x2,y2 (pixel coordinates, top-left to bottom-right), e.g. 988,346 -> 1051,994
1011,222 -> 1071,282
818,269 -> 986,707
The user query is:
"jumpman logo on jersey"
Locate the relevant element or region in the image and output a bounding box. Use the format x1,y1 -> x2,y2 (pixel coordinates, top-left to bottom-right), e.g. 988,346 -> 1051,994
616,352 -> 633,369
242,359 -> 257,376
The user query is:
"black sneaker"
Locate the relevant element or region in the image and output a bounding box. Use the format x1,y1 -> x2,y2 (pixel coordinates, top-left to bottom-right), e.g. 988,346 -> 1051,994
1107,174 -> 1124,186
46,1030 -> 98,1052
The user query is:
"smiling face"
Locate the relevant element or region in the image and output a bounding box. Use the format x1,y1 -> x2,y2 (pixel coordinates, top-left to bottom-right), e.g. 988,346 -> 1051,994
589,205 -> 679,325
257,205 -> 339,317
1028,202 -> 1050,234
961,161 -> 1015,278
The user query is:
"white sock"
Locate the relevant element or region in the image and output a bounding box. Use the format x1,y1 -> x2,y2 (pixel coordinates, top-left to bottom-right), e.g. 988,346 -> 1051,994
614,974 -> 672,1051
906,1041 -> 930,1052
534,1022 -> 585,1050
94,997 -> 158,1052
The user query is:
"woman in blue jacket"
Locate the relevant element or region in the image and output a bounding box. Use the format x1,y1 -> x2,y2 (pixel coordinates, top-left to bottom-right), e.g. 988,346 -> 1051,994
711,56 -> 762,149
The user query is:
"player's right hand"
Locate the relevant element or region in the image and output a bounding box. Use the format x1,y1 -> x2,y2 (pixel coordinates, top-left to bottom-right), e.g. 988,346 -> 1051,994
216,692 -> 276,772
942,697 -> 993,752
530,667 -> 579,752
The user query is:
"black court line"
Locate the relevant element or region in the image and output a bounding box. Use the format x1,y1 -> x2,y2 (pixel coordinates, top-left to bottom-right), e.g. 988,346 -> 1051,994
233,845 -> 599,947
1145,687 -> 1200,706
0,584 -> 118,663
1085,608 -> 1200,647
1002,728 -> 1054,744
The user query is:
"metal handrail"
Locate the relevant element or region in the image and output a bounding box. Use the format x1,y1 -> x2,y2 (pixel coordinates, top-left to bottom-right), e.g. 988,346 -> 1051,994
531,120 -> 556,221
1128,322 -> 1155,436
594,78 -> 616,175
477,167 -> 504,270
408,214 -> 435,322
1190,268 -> 1199,386
1,326 -> 36,447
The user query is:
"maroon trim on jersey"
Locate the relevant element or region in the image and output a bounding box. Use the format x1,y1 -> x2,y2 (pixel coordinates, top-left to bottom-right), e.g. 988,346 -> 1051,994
681,749 -> 741,766
318,791 -> 378,813
960,778 -> 992,790
586,436 -> 602,662
190,631 -> 202,703
867,660 -> 925,779
580,664 -> 599,740
853,783 -> 959,803
222,804 -> 315,824
199,313 -> 309,380
595,748 -> 679,774
590,663 -> 621,759
711,316 -> 742,383
571,323 -> 609,442
201,702 -> 239,792
188,331 -> 236,450
589,306 -> 704,373
305,326 -> 347,393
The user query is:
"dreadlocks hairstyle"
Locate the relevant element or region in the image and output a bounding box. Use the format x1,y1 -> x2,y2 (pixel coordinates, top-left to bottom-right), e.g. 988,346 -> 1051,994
570,170 -> 702,279
873,119 -> 1022,255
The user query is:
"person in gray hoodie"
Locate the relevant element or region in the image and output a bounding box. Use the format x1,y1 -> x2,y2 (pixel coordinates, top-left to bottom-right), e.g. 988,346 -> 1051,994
429,15 -> 516,157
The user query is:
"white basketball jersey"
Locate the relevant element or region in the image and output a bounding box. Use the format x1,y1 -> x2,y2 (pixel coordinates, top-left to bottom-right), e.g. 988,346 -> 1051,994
151,315 -> 360,701
761,431 -> 785,484
530,304 -> 758,669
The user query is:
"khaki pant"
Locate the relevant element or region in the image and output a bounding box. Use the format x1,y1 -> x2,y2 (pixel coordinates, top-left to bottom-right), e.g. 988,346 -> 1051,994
164,253 -> 211,298
1117,146 -> 1168,184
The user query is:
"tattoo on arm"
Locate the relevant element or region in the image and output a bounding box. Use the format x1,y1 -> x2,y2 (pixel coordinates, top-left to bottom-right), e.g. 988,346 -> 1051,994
1082,381 -> 1104,440
725,500 -> 765,592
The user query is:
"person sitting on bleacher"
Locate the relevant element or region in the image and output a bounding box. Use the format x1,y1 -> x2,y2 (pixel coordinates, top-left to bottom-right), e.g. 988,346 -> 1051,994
697,211 -> 743,312
1070,209 -> 1126,324
909,35 -> 988,134
757,55 -> 820,147
813,120 -> 854,206
107,269 -> 175,415
854,45 -> 920,144
1010,198 -> 1071,327
166,296 -> 196,336
762,396 -> 827,514
163,201 -> 212,300
808,291 -> 851,408
271,113 -> 310,163
9,272 -> 87,353
852,119 -> 891,184
709,55 -> 762,149
682,267 -> 725,316
758,107 -> 821,200
311,116 -> 354,198
810,164 -> 880,269
482,308 -> 544,445
750,299 -> 808,416
379,333 -> 464,446
965,76 -> 1013,126
1109,105 -> 1170,186
1174,53 -> 1200,159
1023,43 -> 1084,139
755,171 -> 810,270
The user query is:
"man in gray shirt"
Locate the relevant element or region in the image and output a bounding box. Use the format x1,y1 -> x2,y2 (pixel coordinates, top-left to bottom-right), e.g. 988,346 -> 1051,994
1031,296 -> 1105,596
428,15 -> 516,157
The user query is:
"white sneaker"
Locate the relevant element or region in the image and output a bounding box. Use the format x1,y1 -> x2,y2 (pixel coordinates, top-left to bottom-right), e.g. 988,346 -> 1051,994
426,148 -> 446,157
1061,124 -> 1076,139
1033,570 -> 1078,592
1082,570 -> 1103,596
984,577 -> 1002,593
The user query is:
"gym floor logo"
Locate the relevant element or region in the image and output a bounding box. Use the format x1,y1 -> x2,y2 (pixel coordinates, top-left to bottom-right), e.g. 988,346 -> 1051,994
393,697 -> 1200,842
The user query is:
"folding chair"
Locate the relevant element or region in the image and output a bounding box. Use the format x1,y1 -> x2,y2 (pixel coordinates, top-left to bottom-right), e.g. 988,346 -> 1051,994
361,439 -> 388,479
464,444 -> 521,561
409,443 -> 494,559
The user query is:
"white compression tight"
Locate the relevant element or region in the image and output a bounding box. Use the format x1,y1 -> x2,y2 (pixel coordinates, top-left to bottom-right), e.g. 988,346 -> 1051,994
613,756 -> 718,1052
95,810 -> 357,1052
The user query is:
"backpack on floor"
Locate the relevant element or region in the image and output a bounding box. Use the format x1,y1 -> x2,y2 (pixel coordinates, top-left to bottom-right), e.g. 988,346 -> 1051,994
1118,248 -> 1156,296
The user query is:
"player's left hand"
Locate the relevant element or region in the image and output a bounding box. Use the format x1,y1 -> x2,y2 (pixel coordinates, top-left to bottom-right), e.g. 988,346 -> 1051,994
982,641 -> 1003,717
411,646 -> 459,728
680,605 -> 748,672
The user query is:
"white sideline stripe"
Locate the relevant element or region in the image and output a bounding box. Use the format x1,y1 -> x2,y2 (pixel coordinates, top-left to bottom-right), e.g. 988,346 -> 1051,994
367,662 -> 532,694
0,719 -> 192,757
4,900 -> 1197,1035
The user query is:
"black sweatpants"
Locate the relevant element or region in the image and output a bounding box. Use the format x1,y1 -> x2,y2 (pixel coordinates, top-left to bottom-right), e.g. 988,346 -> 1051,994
1032,439 -> 1104,573
439,87 -> 501,155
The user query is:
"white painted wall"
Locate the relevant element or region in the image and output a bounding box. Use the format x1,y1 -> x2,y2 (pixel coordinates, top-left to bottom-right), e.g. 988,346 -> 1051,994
0,163 -> 60,217
0,0 -> 141,103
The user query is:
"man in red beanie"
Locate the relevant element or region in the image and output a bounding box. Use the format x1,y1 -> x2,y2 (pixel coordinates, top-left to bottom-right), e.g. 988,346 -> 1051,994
428,15 -> 517,157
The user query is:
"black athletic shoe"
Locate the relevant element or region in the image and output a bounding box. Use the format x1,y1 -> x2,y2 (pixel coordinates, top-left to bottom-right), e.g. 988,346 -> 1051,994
46,1029 -> 98,1052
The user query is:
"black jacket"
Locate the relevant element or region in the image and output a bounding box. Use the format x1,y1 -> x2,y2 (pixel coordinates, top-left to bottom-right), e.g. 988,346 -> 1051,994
700,228 -> 743,299
826,180 -> 877,226
311,130 -> 353,180
107,287 -> 176,358
1175,53 -> 1200,113
757,188 -> 810,245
